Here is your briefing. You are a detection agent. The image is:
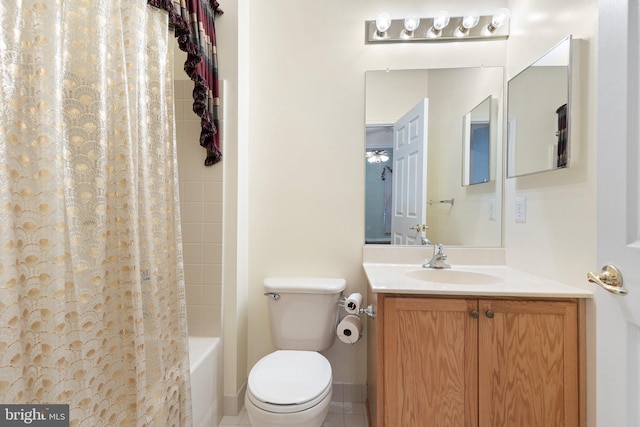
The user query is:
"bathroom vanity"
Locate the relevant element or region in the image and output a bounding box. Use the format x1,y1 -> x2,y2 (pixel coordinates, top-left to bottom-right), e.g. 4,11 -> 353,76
363,255 -> 591,427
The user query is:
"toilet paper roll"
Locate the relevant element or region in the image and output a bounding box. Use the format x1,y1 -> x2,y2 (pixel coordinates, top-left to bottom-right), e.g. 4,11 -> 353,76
345,292 -> 363,314
337,315 -> 363,344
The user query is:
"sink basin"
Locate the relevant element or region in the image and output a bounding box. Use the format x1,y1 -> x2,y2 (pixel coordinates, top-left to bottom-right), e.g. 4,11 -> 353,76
406,269 -> 503,285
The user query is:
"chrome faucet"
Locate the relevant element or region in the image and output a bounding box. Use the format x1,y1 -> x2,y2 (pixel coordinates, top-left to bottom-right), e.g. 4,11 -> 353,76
422,243 -> 451,269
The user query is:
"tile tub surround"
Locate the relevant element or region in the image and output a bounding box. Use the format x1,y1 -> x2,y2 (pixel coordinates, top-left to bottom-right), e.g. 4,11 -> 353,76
175,79 -> 224,337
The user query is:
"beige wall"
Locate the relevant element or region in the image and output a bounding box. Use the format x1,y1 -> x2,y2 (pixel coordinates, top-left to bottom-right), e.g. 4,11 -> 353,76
176,0 -> 599,415
247,0 -> 507,388
504,0 -> 598,288
365,69 -> 429,124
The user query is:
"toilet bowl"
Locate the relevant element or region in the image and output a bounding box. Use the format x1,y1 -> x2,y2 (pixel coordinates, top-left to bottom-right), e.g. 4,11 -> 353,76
245,350 -> 332,427
245,277 -> 346,427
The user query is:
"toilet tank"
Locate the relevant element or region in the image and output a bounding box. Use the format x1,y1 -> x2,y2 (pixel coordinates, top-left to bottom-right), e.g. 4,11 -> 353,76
264,277 -> 346,351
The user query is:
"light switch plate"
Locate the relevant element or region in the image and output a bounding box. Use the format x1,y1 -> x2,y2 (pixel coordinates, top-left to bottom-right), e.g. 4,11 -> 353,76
488,198 -> 496,221
515,196 -> 526,223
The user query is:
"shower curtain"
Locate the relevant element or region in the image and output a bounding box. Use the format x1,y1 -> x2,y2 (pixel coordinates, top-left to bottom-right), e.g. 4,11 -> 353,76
0,1 -> 191,426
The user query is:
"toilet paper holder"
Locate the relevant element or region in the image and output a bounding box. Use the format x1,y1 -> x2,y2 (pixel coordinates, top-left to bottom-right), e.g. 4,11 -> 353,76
338,295 -> 376,318
359,305 -> 376,318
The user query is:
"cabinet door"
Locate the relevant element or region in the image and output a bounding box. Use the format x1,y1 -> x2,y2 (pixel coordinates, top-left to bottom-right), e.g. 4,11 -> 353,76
383,297 -> 478,427
478,299 -> 579,427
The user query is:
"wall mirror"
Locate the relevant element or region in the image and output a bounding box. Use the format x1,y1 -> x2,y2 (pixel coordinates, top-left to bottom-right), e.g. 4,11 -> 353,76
507,35 -> 572,177
365,67 -> 503,247
463,96 -> 493,186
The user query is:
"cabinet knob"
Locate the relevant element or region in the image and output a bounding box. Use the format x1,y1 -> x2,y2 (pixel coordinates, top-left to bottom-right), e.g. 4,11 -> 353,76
486,310 -> 495,319
470,310 -> 479,319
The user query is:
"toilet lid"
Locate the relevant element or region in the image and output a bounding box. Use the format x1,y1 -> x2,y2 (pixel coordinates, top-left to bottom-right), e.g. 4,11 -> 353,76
248,350 -> 332,406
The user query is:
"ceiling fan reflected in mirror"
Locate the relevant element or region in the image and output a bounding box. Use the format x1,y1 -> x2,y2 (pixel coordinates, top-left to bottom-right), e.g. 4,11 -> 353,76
365,149 -> 390,164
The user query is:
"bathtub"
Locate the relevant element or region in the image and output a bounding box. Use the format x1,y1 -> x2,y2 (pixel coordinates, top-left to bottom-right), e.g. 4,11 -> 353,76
188,337 -> 222,427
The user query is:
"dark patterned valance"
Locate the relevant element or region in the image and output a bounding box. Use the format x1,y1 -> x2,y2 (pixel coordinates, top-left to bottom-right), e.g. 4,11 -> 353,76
148,0 -> 224,166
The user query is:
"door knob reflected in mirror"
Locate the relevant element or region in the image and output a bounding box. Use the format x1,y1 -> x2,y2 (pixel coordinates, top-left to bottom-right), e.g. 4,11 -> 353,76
587,264 -> 628,296
409,224 -> 429,232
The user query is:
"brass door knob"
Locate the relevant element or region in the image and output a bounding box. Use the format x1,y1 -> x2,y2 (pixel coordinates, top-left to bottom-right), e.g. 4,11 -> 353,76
587,264 -> 628,296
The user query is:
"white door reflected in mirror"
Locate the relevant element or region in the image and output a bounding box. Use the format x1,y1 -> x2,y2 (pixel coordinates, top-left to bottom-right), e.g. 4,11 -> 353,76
390,99 -> 428,245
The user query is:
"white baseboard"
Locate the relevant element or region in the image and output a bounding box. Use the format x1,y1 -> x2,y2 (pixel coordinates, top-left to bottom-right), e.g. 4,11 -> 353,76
223,381 -> 246,416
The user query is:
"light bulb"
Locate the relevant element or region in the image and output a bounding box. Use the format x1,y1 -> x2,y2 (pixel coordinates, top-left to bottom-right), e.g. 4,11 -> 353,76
375,13 -> 392,34
404,14 -> 420,33
433,11 -> 450,31
489,8 -> 510,31
462,12 -> 480,30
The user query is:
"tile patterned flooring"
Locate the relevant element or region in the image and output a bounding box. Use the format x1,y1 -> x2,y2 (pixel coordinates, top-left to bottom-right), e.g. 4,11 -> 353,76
218,401 -> 369,427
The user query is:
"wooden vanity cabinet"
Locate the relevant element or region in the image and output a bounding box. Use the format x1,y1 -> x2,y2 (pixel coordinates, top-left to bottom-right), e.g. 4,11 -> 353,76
376,294 -> 584,427
478,299 -> 580,427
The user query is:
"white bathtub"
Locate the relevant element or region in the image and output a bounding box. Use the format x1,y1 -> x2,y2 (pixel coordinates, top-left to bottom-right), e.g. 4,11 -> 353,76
188,337 -> 222,427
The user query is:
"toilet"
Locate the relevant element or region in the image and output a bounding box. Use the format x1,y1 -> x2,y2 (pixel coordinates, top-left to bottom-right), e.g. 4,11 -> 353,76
245,277 -> 347,427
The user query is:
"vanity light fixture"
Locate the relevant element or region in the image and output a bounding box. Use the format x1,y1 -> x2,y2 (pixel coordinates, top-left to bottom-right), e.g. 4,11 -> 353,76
403,14 -> 420,37
375,13 -> 392,36
459,12 -> 480,33
366,10 -> 509,43
431,10 -> 450,35
488,8 -> 511,32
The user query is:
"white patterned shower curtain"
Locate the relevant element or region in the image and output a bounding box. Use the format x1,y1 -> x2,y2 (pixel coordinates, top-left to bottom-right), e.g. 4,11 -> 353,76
0,1 -> 192,426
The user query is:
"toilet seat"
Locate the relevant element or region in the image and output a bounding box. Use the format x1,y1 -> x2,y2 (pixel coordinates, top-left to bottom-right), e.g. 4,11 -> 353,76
247,350 -> 332,414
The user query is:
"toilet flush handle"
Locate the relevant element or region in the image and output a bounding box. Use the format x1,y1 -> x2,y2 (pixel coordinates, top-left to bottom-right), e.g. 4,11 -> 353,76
264,292 -> 281,301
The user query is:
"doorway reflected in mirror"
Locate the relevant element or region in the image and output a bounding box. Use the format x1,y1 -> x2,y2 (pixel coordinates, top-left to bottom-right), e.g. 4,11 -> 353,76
365,126 -> 393,244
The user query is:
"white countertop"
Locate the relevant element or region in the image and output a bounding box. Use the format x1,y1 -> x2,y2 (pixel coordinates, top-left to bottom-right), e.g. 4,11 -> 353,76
363,263 -> 593,298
